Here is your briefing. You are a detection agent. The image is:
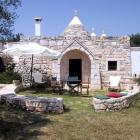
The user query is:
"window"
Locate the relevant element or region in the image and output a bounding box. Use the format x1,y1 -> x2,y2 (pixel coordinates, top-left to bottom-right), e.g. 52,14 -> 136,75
108,61 -> 117,71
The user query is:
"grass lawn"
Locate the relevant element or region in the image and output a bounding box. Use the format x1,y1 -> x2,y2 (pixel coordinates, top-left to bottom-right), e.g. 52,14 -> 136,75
0,90 -> 140,140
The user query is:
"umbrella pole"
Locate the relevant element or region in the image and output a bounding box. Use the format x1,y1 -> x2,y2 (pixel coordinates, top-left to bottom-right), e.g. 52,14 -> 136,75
30,54 -> 33,86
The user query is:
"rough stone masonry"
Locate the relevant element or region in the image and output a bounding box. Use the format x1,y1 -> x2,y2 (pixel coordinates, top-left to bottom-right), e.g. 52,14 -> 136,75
1,14 -> 132,90
0,84 -> 64,113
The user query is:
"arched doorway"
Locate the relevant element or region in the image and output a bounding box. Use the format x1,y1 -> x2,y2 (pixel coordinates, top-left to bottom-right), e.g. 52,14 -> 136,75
60,49 -> 91,82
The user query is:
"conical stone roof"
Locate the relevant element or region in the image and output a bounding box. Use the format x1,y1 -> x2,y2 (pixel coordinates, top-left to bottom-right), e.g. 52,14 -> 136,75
63,15 -> 90,38
68,16 -> 83,26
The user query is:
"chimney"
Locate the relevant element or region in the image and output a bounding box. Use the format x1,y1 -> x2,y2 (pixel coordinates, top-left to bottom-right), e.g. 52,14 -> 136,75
34,17 -> 42,36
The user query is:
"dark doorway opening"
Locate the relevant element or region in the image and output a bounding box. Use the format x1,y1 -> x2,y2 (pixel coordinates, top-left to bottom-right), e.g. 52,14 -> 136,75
69,59 -> 82,80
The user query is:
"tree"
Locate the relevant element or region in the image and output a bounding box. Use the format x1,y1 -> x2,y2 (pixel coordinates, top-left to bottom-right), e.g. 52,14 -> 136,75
130,33 -> 140,47
0,0 -> 21,42
7,33 -> 23,42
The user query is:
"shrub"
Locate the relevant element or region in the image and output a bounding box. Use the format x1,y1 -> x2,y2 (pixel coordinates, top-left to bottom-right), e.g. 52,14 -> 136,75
0,71 -> 21,84
108,88 -> 121,92
134,78 -> 140,86
0,54 -> 22,84
1,54 -> 15,71
130,33 -> 140,47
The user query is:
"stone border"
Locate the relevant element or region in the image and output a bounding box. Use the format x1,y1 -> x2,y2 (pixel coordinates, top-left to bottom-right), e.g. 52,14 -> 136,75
0,84 -> 64,113
93,87 -> 139,112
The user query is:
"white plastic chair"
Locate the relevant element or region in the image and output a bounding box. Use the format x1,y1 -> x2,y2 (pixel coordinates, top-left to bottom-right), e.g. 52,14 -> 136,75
32,71 -> 46,87
109,76 -> 121,89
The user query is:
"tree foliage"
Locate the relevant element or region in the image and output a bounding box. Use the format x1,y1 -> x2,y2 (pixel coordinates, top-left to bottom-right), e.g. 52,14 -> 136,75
130,33 -> 140,47
7,33 -> 23,42
0,0 -> 21,42
2,54 -> 14,71
134,77 -> 140,86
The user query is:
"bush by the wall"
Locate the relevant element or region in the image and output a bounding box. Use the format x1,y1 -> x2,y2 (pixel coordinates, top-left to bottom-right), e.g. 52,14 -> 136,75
130,33 -> 140,47
0,71 -> 21,84
134,78 -> 140,86
108,88 -> 121,92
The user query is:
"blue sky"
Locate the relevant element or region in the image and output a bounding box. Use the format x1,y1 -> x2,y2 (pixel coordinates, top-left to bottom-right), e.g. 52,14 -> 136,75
14,0 -> 140,36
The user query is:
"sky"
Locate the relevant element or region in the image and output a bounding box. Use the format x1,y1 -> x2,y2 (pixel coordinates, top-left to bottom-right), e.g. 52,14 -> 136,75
14,0 -> 140,37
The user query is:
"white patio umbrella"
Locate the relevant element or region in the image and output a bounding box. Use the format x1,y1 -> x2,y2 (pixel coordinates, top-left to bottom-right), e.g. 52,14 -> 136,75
3,42 -> 60,84
3,43 -> 60,58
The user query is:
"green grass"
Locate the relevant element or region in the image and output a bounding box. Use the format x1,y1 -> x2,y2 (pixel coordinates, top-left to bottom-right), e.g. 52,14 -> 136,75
0,90 -> 140,140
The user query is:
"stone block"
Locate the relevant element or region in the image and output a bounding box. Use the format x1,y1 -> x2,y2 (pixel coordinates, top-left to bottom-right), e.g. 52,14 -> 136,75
93,89 -> 139,112
93,103 -> 107,110
0,94 -> 15,104
57,41 -> 63,46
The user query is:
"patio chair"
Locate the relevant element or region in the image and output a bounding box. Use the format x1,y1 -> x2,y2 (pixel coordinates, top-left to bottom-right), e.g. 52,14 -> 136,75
50,77 -> 63,94
67,76 -> 81,94
108,76 -> 121,91
32,71 -> 47,88
80,78 -> 90,95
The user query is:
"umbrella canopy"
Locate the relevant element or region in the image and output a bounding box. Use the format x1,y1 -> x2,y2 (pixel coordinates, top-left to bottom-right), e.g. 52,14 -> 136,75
3,43 -> 60,59
3,42 -> 61,85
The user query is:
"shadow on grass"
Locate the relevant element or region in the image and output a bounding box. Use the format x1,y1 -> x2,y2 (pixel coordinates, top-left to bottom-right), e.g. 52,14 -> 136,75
0,105 -> 51,140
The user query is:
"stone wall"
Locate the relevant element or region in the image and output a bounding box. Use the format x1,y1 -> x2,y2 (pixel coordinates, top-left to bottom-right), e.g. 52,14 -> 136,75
3,35 -> 132,90
85,36 -> 131,87
17,56 -> 52,86
0,93 -> 64,113
0,84 -> 64,113
93,87 -> 139,112
131,47 -> 140,77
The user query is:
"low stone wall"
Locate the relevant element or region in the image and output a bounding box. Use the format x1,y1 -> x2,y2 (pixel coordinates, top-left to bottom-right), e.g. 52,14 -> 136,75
0,84 -> 64,113
0,93 -> 64,113
93,88 -> 139,112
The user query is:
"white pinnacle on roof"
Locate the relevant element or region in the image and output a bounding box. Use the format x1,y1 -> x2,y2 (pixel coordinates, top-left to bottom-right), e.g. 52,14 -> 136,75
91,28 -> 96,37
68,10 -> 83,26
101,30 -> 107,37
